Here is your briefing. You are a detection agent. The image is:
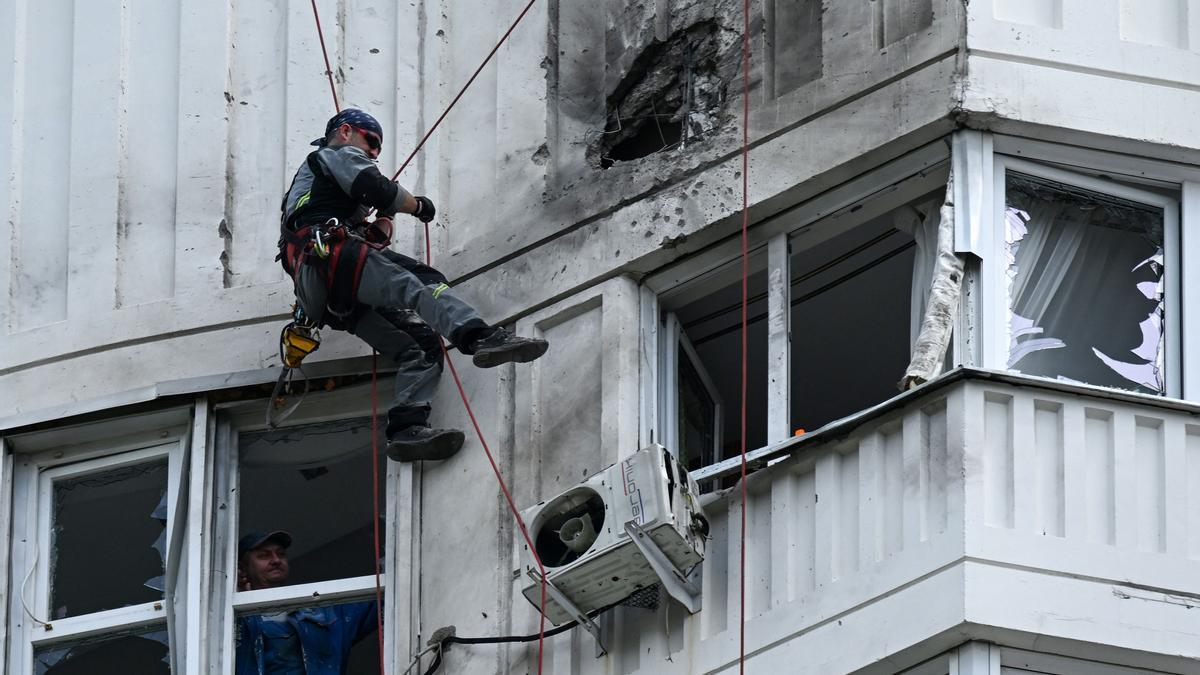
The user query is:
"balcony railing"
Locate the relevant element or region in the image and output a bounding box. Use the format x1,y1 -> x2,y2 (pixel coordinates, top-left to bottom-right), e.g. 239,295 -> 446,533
528,368 -> 1200,674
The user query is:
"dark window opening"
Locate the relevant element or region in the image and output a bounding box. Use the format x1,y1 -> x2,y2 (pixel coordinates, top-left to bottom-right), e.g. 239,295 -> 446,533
671,259 -> 770,466
239,418 -> 386,586
789,213 -> 917,432
50,459 -> 168,619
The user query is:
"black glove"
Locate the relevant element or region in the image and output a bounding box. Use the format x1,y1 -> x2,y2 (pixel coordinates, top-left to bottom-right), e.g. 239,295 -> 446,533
412,196 -> 436,223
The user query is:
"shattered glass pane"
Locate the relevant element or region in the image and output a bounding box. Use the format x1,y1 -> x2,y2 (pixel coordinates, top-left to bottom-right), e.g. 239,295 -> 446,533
51,459 -> 168,618
236,599 -> 379,675
34,627 -> 169,674
239,419 -> 386,586
1005,172 -> 1165,394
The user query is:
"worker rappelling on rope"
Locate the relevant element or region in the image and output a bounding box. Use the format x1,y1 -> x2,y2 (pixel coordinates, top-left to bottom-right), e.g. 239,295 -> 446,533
276,108 -> 549,462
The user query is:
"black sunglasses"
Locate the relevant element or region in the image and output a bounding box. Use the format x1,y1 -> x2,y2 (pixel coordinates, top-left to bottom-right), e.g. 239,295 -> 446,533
354,127 -> 382,151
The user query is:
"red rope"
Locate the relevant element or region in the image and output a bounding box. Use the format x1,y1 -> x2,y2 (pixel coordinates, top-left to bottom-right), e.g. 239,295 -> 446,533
309,0 -> 550,670
425,221 -> 550,673
390,0 -> 538,179
370,352 -> 387,674
738,0 -> 751,671
310,0 -> 341,112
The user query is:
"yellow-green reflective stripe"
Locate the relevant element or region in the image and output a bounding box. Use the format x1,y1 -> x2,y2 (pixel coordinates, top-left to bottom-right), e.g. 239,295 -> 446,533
432,283 -> 450,299
296,191 -> 312,209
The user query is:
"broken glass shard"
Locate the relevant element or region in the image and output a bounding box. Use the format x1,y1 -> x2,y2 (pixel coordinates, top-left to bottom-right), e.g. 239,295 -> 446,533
34,628 -> 169,674
50,460 -> 168,618
1005,172 -> 1165,394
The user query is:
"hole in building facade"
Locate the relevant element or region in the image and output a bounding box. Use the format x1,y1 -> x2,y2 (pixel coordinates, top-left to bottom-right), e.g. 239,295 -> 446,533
596,19 -> 738,169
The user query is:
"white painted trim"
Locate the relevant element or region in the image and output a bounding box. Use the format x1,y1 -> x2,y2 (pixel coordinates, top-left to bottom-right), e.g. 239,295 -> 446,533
183,397 -> 210,675
766,233 -> 791,444
639,285 -> 660,448
29,604 -> 167,646
998,646 -> 1162,675
956,641 -> 999,675
0,443 -> 14,664
659,313 -> 681,457
991,154 -> 1181,396
952,129 -> 994,256
231,575 -> 383,614
992,134 -> 1200,186
1182,181 -> 1200,401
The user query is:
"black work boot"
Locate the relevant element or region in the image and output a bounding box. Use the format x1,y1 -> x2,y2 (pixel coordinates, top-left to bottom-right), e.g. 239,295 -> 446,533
470,328 -> 549,369
386,426 -> 465,462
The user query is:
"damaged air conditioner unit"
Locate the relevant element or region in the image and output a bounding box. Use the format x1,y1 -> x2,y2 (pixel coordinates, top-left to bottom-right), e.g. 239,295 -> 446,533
518,444 -> 708,629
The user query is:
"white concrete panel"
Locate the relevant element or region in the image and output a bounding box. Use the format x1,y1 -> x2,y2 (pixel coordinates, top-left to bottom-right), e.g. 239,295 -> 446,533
117,0 -> 181,307
0,0 -> 18,335
225,0 -> 289,290
1120,0 -> 1188,49
993,0 -> 1063,28
14,0 -> 73,330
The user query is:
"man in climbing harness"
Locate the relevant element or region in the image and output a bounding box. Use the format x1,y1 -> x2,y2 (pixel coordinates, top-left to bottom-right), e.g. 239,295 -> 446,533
279,108 -> 548,461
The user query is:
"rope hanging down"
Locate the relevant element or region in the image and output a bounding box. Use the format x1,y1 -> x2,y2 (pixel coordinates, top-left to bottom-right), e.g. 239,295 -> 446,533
307,2 -> 549,674
738,0 -> 752,671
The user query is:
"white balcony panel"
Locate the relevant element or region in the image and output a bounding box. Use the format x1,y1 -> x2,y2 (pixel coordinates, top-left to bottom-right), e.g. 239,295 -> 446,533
520,371 -> 1200,674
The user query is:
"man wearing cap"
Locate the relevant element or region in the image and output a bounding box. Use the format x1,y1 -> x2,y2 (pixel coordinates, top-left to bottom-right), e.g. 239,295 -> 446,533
235,531 -> 378,675
279,108 -> 549,463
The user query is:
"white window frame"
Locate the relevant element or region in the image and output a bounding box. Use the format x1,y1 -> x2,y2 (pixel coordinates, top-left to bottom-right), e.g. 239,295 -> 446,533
659,313 -> 724,470
980,136 -> 1198,399
213,384 -> 400,674
7,424 -> 186,675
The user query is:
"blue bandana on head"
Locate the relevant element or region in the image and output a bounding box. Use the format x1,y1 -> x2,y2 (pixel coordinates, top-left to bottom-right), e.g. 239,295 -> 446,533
311,108 -> 384,147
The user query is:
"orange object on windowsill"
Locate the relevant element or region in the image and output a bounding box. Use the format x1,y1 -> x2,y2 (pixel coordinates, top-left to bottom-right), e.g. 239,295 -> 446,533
794,428 -> 806,436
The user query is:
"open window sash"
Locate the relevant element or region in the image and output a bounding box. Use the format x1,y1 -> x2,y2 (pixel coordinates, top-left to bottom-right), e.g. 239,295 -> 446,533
659,313 -> 724,473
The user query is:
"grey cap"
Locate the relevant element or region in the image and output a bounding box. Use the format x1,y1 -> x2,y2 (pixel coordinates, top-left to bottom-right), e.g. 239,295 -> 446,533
238,530 -> 293,556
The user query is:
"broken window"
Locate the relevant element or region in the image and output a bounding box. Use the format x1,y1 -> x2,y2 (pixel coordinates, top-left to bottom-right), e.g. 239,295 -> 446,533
789,203 -> 921,431
7,436 -> 182,675
49,459 -> 168,618
238,417 -> 386,585
34,628 -> 169,675
1004,171 -> 1169,394
235,600 -> 379,674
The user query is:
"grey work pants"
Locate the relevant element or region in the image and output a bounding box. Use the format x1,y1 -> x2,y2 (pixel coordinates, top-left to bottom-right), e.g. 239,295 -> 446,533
295,247 -> 489,435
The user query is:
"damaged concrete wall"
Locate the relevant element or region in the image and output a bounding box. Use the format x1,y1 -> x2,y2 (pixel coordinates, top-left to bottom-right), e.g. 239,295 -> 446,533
0,0 -> 966,423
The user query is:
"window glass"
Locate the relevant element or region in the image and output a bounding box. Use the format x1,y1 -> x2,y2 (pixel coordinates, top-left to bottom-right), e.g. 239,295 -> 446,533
34,628 -> 169,674
50,459 -> 168,618
238,418 -> 386,585
235,600 -> 379,674
1005,172 -> 1165,394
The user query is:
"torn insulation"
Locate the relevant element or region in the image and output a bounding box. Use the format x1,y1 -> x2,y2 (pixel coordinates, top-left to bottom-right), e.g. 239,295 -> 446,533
900,171 -> 964,389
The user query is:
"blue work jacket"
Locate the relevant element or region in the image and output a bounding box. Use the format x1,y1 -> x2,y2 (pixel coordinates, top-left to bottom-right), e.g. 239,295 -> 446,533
235,601 -> 378,675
